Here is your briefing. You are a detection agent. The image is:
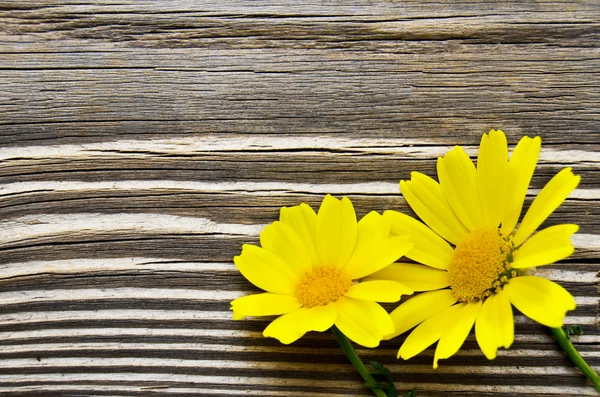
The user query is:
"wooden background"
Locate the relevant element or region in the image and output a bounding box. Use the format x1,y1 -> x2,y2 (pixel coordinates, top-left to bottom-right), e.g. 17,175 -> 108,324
1,1 -> 599,396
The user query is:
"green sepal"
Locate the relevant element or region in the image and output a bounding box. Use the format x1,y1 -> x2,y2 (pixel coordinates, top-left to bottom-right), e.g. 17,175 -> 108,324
368,361 -> 397,397
565,324 -> 583,339
403,387 -> 418,397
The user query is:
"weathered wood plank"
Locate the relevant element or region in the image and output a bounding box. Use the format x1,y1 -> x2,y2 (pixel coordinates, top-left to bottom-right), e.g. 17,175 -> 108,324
0,1 -> 598,396
1,2 -> 599,147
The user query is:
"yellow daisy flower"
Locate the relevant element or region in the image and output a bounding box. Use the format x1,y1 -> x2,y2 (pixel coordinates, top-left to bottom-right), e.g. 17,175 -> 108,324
371,130 -> 580,367
231,194 -> 415,348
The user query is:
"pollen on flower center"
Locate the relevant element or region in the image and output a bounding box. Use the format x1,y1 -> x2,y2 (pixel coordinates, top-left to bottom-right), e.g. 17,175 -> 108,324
448,228 -> 516,303
296,267 -> 352,308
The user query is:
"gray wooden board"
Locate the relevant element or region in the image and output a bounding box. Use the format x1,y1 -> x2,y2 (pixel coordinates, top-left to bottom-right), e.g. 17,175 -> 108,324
0,1 -> 599,396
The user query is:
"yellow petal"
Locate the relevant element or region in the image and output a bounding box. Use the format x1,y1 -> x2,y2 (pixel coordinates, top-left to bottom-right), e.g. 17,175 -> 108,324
512,224 -> 579,268
280,203 -> 320,267
356,210 -> 391,241
260,221 -> 312,277
437,146 -> 487,231
400,173 -> 469,245
474,290 -> 514,360
477,130 -> 508,229
234,244 -> 298,294
434,300 -> 482,368
387,289 -> 457,339
301,303 -> 338,332
504,276 -> 576,328
346,236 -> 413,280
398,303 -> 464,361
383,210 -> 454,270
368,262 -> 449,292
316,195 -> 358,268
500,136 -> 541,236
345,280 -> 413,302
343,211 -> 413,279
513,168 -> 580,246
334,297 -> 394,348
231,293 -> 302,320
263,308 -> 309,344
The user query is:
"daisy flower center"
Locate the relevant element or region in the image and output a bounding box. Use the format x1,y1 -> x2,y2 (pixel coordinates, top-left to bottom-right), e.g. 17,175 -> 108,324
448,228 -> 516,303
296,267 -> 352,308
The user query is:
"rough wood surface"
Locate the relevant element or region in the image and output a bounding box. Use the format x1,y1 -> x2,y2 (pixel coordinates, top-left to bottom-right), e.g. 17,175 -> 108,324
0,1 -> 599,396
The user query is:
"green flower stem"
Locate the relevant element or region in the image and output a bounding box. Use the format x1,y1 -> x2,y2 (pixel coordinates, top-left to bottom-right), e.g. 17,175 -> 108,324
551,326 -> 600,391
331,326 -> 388,397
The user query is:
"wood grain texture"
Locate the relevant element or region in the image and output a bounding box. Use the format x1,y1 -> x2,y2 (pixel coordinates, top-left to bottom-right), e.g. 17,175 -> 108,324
0,1 -> 599,396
